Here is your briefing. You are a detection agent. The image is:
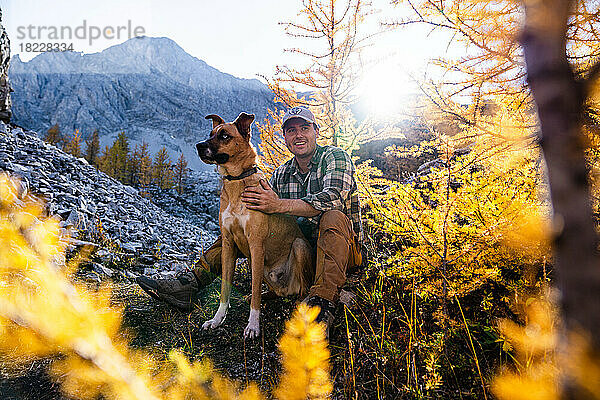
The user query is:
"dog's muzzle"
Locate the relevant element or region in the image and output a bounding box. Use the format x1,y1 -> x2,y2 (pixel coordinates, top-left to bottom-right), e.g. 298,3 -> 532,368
196,141 -> 229,164
195,141 -> 209,156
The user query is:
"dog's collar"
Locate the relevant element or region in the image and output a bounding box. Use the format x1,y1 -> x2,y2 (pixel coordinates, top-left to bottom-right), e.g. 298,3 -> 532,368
223,166 -> 259,181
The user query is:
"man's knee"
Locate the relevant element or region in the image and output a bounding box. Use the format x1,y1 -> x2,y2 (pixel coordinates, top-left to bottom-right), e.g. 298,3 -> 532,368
319,210 -> 351,235
316,210 -> 353,264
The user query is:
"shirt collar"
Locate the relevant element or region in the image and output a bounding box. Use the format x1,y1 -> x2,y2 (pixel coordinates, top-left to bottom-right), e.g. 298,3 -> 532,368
291,144 -> 324,174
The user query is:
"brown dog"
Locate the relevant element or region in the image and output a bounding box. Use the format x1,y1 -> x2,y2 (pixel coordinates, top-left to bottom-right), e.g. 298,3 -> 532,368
196,112 -> 313,338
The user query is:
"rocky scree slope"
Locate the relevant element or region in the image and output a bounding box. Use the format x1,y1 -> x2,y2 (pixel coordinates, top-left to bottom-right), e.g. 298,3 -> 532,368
0,121 -> 219,280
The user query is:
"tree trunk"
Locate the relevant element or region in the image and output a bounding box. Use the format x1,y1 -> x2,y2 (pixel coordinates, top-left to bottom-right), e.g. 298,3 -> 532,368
522,0 -> 600,397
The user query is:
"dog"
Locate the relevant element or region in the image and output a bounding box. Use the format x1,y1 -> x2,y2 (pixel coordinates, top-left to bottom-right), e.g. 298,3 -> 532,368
196,112 -> 314,338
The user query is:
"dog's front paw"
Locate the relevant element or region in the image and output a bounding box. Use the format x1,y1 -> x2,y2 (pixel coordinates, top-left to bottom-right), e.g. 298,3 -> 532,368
244,321 -> 260,338
244,308 -> 260,339
202,302 -> 228,330
202,317 -> 224,330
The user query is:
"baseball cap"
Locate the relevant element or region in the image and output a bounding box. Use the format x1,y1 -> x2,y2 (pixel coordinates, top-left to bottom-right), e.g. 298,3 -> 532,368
281,106 -> 319,130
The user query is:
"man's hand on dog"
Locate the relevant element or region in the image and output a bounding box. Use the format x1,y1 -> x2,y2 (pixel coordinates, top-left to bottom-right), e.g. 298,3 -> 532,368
241,179 -> 281,213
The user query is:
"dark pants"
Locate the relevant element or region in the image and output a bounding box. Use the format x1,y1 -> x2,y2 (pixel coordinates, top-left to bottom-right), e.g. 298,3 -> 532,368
193,210 -> 358,302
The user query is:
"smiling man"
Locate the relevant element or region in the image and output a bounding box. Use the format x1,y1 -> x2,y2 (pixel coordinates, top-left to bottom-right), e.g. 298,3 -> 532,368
137,106 -> 362,338
241,106 -> 363,335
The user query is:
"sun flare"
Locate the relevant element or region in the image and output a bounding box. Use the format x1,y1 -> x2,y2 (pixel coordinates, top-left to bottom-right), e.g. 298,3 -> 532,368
358,62 -> 415,118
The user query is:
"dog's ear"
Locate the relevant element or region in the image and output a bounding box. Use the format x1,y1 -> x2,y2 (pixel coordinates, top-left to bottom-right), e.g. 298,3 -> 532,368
234,112 -> 255,139
205,114 -> 225,129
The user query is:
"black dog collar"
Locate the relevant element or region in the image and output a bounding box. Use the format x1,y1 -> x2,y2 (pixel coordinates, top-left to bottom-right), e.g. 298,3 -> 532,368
224,166 -> 259,181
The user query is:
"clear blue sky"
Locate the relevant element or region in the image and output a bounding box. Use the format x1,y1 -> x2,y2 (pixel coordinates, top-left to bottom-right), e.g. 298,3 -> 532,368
1,0 -> 295,78
0,0 -> 456,113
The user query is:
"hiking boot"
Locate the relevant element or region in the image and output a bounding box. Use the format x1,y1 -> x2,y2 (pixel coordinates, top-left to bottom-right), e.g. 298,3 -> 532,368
136,270 -> 200,312
303,295 -> 336,340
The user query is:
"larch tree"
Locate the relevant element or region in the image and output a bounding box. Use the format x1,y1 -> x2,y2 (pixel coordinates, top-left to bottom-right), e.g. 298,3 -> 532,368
44,123 -> 63,148
389,0 -> 600,128
84,129 -> 100,167
390,0 -> 600,397
136,142 -> 153,196
129,143 -> 143,188
112,132 -> 130,185
257,0 -> 379,175
63,130 -> 82,158
276,0 -> 375,146
521,0 -> 600,397
98,145 -> 114,177
173,153 -> 188,196
152,147 -> 174,190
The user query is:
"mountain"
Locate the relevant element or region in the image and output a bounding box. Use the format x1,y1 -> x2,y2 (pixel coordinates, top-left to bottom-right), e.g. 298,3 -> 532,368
8,36 -> 276,171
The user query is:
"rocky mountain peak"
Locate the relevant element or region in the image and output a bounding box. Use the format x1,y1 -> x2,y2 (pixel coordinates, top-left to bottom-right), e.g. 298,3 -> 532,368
8,36 -> 278,172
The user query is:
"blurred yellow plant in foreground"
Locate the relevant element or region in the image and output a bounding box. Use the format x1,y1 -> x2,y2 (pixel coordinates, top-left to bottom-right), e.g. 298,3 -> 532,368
493,296 -> 559,400
0,172 -> 331,399
492,294 -> 600,400
276,304 -> 332,400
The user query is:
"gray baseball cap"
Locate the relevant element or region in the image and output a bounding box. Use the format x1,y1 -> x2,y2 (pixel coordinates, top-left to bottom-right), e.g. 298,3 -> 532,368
282,106 -> 319,130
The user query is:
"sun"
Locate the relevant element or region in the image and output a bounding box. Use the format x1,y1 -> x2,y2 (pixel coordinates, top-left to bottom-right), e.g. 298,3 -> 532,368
357,61 -> 416,118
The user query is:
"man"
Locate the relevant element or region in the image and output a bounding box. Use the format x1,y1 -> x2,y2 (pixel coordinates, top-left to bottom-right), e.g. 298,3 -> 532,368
137,106 -> 362,335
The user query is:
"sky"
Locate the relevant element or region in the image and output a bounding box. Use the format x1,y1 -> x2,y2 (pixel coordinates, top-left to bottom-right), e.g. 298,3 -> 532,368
0,0 -> 456,114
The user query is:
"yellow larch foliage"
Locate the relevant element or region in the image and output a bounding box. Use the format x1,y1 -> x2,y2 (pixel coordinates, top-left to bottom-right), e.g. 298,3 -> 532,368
0,172 -> 330,399
493,295 -> 600,400
564,332 -> 600,397
492,297 -> 559,400
275,304 -> 332,400
167,350 -> 263,400
358,107 -> 552,300
0,173 -> 163,400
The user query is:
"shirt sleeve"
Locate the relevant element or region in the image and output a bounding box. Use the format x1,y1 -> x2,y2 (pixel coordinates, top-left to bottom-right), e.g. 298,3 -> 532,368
301,148 -> 354,211
269,169 -> 280,197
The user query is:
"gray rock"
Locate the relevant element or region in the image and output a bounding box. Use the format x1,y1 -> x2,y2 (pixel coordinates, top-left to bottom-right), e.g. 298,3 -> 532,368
159,270 -> 177,279
121,242 -> 142,253
0,9 -> 10,125
0,119 -> 219,278
64,209 -> 84,228
92,262 -> 114,277
119,270 -> 138,281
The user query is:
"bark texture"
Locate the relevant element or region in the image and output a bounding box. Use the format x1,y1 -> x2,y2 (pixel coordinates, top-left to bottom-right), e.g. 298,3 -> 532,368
522,0 -> 600,397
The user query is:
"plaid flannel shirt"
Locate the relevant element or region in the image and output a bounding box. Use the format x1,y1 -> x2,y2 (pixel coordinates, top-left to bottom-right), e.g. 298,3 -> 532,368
269,144 -> 362,243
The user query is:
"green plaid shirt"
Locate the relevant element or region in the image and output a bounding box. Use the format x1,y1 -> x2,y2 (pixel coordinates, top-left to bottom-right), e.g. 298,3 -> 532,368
270,144 -> 362,243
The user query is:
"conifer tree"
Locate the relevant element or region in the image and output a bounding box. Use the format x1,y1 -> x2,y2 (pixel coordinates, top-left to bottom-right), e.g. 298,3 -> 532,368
152,146 -> 174,190
136,142 -> 153,196
378,0 -> 600,396
63,130 -> 82,158
129,143 -> 142,188
257,0 -> 377,175
173,153 -> 188,195
44,123 -> 63,147
274,0 -> 373,147
84,129 -> 100,167
520,0 -> 600,395
389,0 -> 600,129
113,132 -> 130,185
99,144 -> 118,178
